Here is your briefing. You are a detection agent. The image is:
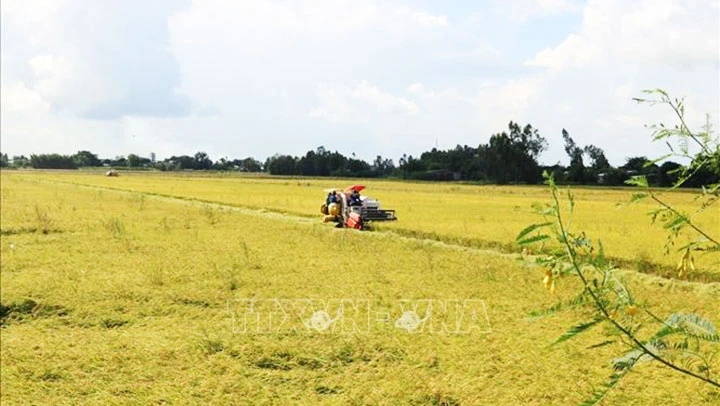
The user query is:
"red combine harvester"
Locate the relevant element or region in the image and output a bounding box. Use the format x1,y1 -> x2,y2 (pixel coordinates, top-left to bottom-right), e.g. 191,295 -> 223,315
320,184 -> 397,230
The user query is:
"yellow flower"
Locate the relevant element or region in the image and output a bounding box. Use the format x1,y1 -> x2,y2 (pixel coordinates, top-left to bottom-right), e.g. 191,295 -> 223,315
625,305 -> 639,317
676,249 -> 695,278
543,269 -> 556,295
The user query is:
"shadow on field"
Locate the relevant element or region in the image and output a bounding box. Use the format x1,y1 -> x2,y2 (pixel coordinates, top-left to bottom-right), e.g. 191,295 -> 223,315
1,227 -> 63,236
0,299 -> 69,326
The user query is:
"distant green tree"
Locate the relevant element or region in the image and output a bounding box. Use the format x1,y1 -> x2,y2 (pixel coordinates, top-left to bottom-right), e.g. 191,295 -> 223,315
622,156 -> 659,184
298,150 -> 320,176
622,156 -> 649,173
11,155 -> 30,168
266,154 -> 298,175
73,150 -> 101,167
153,161 -> 172,171
126,154 -> 143,167
107,156 -> 127,167
657,161 -> 683,187
398,155 -> 427,177
344,158 -> 372,177
562,129 -> 585,182
30,154 -> 78,169
166,155 -> 194,170
683,151 -> 720,187
213,157 -> 233,171
484,122 -> 547,184
234,157 -> 263,172
193,152 -> 213,170
601,167 -> 631,186
0,153 -> 8,168
584,144 -> 610,171
326,151 -> 347,175
373,155 -> 395,176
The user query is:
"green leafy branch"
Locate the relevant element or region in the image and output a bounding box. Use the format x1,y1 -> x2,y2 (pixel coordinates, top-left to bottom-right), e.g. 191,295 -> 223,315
632,89 -> 715,160
518,89 -> 720,404
518,173 -> 719,404
628,89 -> 720,276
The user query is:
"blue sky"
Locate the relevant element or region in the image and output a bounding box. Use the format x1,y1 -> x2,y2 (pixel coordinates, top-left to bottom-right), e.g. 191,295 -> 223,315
2,0 -> 718,166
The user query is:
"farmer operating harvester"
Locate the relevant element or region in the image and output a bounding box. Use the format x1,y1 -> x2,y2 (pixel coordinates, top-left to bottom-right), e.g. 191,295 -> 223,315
320,185 -> 397,229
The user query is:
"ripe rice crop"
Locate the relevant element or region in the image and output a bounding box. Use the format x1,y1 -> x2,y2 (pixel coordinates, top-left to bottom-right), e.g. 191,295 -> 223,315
1,171 -> 718,404
15,171 -> 718,278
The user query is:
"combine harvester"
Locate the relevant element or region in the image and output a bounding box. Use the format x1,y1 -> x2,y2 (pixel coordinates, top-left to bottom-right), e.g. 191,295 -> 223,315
320,184 -> 397,230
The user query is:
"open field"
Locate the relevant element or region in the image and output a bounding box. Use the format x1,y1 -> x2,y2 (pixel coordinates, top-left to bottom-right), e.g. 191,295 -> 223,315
1,171 -> 719,405
9,171 -> 719,279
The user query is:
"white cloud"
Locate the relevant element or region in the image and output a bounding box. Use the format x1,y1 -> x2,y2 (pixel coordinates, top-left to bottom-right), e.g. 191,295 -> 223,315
478,76 -> 544,112
309,82 -> 419,124
517,0 -> 719,165
169,0 -> 447,50
495,0 -> 583,22
27,54 -> 73,102
395,7 -> 448,27
350,83 -> 419,115
526,0 -> 719,70
526,34 -> 598,69
0,0 -> 717,168
2,0 -> 189,119
436,43 -> 500,62
407,83 -> 425,94
2,82 -> 52,114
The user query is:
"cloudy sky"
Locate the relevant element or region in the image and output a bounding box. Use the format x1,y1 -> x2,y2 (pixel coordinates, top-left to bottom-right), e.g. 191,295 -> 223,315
2,0 -> 718,166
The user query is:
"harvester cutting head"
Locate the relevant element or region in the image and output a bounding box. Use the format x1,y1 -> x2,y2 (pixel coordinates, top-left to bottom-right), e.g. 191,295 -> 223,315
320,185 -> 397,229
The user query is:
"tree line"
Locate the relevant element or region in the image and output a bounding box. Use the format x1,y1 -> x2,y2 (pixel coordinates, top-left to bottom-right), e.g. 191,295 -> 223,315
2,121 -> 717,187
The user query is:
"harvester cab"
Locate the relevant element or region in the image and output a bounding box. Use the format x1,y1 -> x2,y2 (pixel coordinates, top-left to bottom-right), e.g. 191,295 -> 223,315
320,185 -> 397,230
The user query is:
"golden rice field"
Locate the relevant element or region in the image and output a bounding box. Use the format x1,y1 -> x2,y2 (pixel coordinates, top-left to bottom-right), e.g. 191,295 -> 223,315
11,170 -> 719,278
1,170 -> 719,405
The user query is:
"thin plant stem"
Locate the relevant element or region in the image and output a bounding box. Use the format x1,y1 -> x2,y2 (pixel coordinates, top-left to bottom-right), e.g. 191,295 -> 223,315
550,185 -> 720,388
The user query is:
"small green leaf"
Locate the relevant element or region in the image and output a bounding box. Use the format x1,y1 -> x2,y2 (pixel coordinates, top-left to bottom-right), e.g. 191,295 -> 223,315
568,189 -> 575,213
517,234 -> 550,246
644,154 -> 672,166
664,313 -> 720,342
528,290 -> 589,319
662,214 -> 688,230
579,370 -> 630,406
516,222 -> 553,242
586,340 -> 616,349
594,240 -> 606,267
531,202 -> 556,216
630,193 -> 648,203
625,176 -> 648,188
612,348 -> 647,372
553,318 -> 603,346
542,171 -> 557,189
